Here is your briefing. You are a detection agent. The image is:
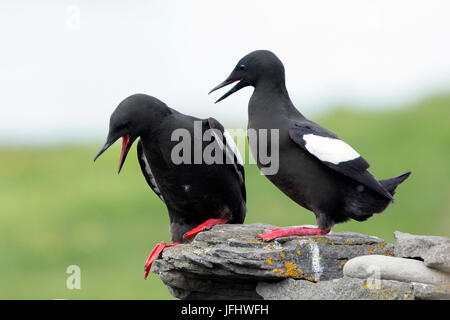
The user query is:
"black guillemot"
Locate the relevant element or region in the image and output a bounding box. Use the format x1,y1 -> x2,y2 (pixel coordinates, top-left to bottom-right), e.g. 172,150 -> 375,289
210,50 -> 410,241
94,94 -> 246,277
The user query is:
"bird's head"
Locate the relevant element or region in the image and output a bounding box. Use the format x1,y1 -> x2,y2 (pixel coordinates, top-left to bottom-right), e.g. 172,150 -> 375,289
209,50 -> 286,103
93,94 -> 166,173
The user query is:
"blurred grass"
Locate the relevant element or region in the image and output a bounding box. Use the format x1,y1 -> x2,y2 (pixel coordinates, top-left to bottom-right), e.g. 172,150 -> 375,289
0,94 -> 449,299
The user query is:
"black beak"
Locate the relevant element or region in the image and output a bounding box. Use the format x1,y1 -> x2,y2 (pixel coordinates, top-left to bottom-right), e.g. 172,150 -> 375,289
94,140 -> 113,162
209,76 -> 245,103
94,134 -> 133,174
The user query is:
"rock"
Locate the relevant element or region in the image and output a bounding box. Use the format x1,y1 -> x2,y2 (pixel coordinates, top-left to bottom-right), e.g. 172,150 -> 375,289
411,282 -> 450,300
394,231 -> 450,272
423,243 -> 450,273
256,277 -> 450,300
151,223 -> 394,299
343,255 -> 450,286
257,277 -> 412,300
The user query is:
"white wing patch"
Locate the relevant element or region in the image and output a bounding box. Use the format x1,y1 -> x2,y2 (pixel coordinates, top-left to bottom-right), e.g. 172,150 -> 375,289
210,129 -> 244,166
140,151 -> 165,202
303,134 -> 360,165
224,130 -> 244,166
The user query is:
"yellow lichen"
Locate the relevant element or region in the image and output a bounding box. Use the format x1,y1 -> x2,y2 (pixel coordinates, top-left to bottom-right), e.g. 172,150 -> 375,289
285,262 -> 302,278
433,285 -> 450,293
266,257 -> 273,266
272,268 -> 284,276
368,247 -> 374,253
363,280 -> 369,289
311,237 -> 334,245
280,252 -> 286,259
296,250 -> 302,255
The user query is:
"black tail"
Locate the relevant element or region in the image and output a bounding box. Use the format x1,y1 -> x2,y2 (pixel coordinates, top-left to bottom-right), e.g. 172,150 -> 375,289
379,171 -> 411,196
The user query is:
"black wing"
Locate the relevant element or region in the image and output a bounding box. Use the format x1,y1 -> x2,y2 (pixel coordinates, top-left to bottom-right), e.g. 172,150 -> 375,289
288,122 -> 393,200
137,139 -> 166,203
207,117 -> 246,202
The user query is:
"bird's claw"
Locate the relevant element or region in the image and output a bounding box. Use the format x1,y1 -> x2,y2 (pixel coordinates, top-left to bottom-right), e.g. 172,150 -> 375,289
258,226 -> 330,242
144,241 -> 181,279
183,218 -> 228,239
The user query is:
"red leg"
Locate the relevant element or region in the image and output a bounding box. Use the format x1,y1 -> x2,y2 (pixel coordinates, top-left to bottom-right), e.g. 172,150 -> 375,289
258,226 -> 330,242
144,241 -> 181,279
183,218 -> 228,240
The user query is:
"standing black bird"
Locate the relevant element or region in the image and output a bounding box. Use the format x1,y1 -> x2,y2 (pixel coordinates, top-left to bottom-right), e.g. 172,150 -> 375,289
94,94 -> 246,277
209,50 -> 410,241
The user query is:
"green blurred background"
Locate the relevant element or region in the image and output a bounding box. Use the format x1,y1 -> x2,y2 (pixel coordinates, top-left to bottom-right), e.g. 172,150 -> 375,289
1,93 -> 449,299
2,0 -> 450,300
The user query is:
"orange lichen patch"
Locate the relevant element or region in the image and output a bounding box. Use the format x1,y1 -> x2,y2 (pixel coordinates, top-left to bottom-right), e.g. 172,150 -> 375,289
247,239 -> 260,243
297,268 -> 303,274
363,280 -> 369,289
266,245 -> 275,250
310,237 -> 336,245
368,247 -> 374,253
436,285 -> 450,292
296,250 -> 302,255
266,257 -> 273,266
272,268 -> 284,276
378,242 -> 394,256
285,262 -> 302,278
280,252 -> 286,259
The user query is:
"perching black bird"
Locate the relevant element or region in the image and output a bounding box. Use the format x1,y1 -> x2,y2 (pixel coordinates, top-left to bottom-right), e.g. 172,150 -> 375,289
94,94 -> 246,277
209,50 -> 410,241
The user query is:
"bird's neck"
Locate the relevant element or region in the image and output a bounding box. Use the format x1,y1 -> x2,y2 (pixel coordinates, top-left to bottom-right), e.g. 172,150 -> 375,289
255,78 -> 290,97
249,80 -> 304,119
138,105 -> 173,140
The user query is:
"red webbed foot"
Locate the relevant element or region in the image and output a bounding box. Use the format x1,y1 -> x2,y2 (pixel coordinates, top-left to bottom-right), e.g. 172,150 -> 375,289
144,241 -> 180,279
258,226 -> 330,242
183,218 -> 228,240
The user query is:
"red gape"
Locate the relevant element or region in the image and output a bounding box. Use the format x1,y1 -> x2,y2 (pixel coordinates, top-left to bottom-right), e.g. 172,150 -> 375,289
118,135 -> 130,170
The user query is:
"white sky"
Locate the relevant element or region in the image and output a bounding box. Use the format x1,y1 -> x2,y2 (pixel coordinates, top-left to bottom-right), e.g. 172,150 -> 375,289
1,0 -> 450,144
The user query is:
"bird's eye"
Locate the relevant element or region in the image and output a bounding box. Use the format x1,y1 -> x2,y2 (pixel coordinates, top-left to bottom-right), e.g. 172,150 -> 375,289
239,64 -> 247,71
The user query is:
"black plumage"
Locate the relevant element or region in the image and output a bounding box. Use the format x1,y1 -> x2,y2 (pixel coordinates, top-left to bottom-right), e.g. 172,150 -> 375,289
94,94 -> 246,243
210,50 -> 410,235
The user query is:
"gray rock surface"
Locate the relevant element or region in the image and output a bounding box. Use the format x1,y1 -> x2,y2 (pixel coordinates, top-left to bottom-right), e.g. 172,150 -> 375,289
425,243 -> 450,273
256,277 -> 450,300
343,255 -> 450,286
394,231 -> 450,272
151,223 -> 394,299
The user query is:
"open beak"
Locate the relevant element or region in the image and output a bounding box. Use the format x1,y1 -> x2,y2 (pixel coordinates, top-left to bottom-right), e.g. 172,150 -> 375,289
94,134 -> 132,174
209,76 -> 245,103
